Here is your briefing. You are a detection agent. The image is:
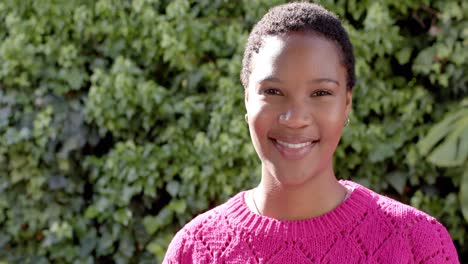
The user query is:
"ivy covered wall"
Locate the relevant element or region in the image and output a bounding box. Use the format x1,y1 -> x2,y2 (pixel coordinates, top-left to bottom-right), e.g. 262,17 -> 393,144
0,0 -> 466,263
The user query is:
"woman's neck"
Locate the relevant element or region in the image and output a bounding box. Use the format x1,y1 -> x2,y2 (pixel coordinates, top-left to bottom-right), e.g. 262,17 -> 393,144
251,168 -> 348,221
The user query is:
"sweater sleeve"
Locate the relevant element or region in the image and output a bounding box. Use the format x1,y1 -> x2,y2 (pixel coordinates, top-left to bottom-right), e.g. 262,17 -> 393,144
408,215 -> 459,264
162,229 -> 191,264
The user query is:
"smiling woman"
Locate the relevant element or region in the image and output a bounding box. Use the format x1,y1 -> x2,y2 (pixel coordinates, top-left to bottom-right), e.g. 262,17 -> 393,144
245,33 -> 350,195
163,2 -> 459,263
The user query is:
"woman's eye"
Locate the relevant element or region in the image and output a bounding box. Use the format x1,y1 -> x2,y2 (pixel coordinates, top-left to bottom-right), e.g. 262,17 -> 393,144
312,90 -> 331,97
263,88 -> 282,95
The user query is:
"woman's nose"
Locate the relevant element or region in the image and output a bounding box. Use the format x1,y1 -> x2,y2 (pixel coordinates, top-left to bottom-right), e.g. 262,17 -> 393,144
278,105 -> 311,129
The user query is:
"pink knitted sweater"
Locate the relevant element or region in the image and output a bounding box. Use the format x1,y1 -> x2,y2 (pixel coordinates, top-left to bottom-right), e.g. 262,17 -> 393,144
163,181 -> 459,263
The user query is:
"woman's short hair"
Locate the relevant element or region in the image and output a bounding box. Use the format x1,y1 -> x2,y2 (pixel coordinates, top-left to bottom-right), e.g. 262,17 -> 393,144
241,2 -> 356,90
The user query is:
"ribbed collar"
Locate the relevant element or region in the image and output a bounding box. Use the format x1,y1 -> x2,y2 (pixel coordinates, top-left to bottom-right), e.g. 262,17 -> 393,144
220,180 -> 375,240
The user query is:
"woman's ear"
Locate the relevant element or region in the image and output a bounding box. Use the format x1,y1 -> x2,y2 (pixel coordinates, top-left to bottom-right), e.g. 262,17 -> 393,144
244,88 -> 249,107
345,89 -> 353,117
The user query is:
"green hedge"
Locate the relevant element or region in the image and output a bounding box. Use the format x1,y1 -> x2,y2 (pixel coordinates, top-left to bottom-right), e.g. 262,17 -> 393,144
0,0 -> 466,263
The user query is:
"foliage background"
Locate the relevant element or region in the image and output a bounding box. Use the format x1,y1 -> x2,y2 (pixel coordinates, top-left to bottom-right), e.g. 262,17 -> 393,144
0,0 -> 467,263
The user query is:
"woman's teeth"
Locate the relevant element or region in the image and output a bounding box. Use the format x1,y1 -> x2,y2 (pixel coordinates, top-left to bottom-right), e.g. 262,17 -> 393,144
276,139 -> 312,149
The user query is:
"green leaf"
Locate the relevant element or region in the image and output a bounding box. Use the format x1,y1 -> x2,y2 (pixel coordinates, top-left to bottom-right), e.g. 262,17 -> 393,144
460,168 -> 468,222
113,208 -> 132,226
147,241 -> 165,258
78,232 -> 97,257
395,47 -> 412,65
419,106 -> 468,167
387,171 -> 407,195
143,216 -> 159,235
166,181 -> 180,197
168,200 -> 186,214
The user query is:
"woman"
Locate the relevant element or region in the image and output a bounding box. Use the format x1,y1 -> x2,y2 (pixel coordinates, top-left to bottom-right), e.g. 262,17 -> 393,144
163,2 -> 459,263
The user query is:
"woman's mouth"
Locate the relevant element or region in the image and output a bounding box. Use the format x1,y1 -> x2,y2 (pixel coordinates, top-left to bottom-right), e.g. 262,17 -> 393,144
275,139 -> 312,149
270,138 -> 319,160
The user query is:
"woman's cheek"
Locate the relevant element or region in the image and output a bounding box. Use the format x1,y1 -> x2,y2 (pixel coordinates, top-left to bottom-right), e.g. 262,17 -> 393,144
249,98 -> 272,119
313,100 -> 346,125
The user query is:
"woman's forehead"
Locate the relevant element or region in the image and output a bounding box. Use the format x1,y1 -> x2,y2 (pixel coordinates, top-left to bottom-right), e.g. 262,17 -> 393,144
249,33 -> 344,85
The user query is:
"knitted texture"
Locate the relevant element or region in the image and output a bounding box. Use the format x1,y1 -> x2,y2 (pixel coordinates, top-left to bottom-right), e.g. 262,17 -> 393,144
163,181 -> 459,263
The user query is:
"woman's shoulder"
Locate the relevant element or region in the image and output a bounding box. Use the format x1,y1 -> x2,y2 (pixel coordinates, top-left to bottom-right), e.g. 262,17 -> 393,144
344,180 -> 459,263
173,192 -> 244,237
344,180 -> 438,222
162,192 -> 246,263
374,191 -> 458,263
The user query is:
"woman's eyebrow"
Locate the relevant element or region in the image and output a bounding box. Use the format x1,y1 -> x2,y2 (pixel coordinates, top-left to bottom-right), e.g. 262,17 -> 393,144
260,77 -> 283,83
308,78 -> 340,86
260,77 -> 339,86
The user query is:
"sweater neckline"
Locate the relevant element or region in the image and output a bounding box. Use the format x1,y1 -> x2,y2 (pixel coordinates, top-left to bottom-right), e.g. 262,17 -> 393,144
221,180 -> 374,239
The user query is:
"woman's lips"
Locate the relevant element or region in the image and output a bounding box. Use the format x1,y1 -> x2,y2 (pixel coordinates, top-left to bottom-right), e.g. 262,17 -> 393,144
276,139 -> 312,149
271,138 -> 318,160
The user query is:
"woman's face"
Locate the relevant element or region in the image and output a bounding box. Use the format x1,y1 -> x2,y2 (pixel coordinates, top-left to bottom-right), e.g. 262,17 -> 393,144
245,32 -> 352,186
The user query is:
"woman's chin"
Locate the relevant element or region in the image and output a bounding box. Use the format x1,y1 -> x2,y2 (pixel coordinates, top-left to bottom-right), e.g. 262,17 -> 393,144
270,172 -> 315,188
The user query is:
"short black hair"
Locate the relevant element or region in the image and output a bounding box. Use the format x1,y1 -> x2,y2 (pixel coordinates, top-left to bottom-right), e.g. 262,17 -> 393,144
241,2 -> 356,90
